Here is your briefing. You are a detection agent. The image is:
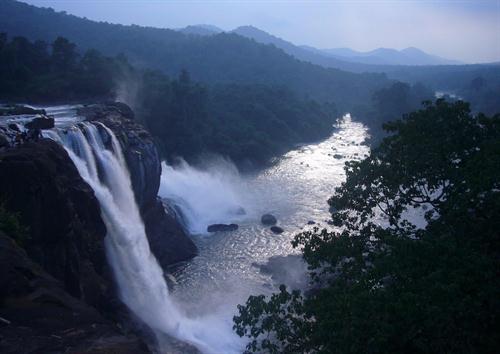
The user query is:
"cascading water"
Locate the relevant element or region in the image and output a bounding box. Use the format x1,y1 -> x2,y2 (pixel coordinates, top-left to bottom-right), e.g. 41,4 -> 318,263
44,122 -> 242,354
159,159 -> 251,234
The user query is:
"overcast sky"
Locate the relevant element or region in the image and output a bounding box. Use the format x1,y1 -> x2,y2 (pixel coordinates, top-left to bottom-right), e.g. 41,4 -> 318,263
23,0 -> 500,63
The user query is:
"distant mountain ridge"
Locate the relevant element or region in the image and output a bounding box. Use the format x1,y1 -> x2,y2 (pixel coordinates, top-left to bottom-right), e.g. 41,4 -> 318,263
174,24 -> 462,68
178,24 -> 223,36
315,46 -> 463,66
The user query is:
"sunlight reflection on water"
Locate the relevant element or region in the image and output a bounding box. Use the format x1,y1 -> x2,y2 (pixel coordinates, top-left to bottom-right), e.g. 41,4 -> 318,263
171,114 -> 370,319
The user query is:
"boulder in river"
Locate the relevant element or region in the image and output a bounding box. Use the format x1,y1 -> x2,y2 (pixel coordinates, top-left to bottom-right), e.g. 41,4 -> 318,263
270,226 -> 284,234
261,213 -> 277,225
207,223 -> 239,232
25,116 -> 55,130
307,220 -> 316,225
333,154 -> 343,159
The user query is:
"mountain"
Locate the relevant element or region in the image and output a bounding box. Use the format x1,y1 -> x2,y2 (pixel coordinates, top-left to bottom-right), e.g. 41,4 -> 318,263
318,46 -> 463,66
178,24 -> 223,36
230,25 -> 378,73
0,0 -> 390,112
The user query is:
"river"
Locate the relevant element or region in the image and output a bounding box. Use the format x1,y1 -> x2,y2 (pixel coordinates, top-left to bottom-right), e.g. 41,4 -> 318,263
159,114 -> 370,352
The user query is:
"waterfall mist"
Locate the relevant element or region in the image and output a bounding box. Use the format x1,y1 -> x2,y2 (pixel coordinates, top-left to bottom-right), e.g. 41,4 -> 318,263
45,123 -> 243,354
159,158 -> 253,234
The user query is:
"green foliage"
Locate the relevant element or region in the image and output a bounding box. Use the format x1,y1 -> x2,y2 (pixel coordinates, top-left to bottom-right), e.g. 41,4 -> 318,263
0,34 -> 123,101
234,100 -> 500,353
0,203 -> 29,246
137,72 -> 339,164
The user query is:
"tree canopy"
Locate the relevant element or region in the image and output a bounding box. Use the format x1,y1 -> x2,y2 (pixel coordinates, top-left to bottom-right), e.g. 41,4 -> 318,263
234,99 -> 500,353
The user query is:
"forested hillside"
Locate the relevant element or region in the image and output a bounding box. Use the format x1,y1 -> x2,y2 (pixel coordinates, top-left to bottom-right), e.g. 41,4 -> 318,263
0,0 -> 388,113
0,35 -> 340,164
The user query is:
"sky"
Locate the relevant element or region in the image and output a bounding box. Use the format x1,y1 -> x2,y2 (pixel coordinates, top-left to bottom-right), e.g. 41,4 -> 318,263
22,0 -> 500,63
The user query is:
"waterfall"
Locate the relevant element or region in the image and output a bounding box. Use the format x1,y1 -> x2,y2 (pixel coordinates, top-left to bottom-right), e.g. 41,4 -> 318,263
159,159 -> 250,234
44,123 -> 242,354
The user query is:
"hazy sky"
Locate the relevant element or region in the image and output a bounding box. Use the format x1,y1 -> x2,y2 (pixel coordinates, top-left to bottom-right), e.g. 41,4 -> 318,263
23,0 -> 500,63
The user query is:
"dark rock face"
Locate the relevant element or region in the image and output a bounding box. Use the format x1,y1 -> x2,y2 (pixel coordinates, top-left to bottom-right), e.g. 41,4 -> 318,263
261,213 -> 277,226
270,226 -> 284,234
79,103 -> 197,266
143,198 -> 197,269
0,232 -> 148,354
0,140 -> 108,307
207,223 -> 239,232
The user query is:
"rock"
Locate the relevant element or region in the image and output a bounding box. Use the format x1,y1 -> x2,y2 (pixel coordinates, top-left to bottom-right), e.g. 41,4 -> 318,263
25,116 -> 55,130
0,139 -> 108,308
143,198 -> 197,269
0,105 -> 45,116
270,226 -> 284,234
0,231 -> 148,354
333,154 -> 343,159
7,123 -> 19,132
307,220 -> 316,225
261,213 -> 277,226
207,223 -> 239,232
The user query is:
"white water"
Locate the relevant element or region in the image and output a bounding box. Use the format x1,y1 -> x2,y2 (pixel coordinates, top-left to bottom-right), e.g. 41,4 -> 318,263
45,123 -> 243,354
159,158 -> 251,234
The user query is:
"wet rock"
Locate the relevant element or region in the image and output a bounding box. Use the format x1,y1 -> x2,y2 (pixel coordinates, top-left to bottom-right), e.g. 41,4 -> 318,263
270,226 -> 284,234
207,223 -> 239,232
333,154 -> 343,159
261,213 -> 277,226
143,198 -> 197,268
25,116 -> 54,130
7,123 -> 19,131
307,220 -> 316,225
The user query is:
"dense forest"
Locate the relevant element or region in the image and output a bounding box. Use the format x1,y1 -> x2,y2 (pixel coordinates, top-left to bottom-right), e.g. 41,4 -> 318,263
234,99 -> 500,353
0,34 -> 343,164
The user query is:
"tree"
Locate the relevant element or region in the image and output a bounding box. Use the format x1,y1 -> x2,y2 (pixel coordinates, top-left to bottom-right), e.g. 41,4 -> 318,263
234,99 -> 500,353
51,36 -> 78,72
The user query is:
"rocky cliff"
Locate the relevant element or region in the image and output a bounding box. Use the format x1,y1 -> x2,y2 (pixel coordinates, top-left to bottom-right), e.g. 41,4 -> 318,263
79,102 -> 198,268
0,102 -> 198,352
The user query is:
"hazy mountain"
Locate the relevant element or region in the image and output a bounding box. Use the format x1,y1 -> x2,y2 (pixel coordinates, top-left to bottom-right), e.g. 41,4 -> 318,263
230,25 -> 376,72
0,0 -> 389,111
178,24 -> 223,36
318,46 -> 463,65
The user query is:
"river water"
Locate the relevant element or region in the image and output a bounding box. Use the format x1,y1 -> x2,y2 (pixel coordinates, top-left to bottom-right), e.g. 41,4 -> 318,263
159,114 -> 370,352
